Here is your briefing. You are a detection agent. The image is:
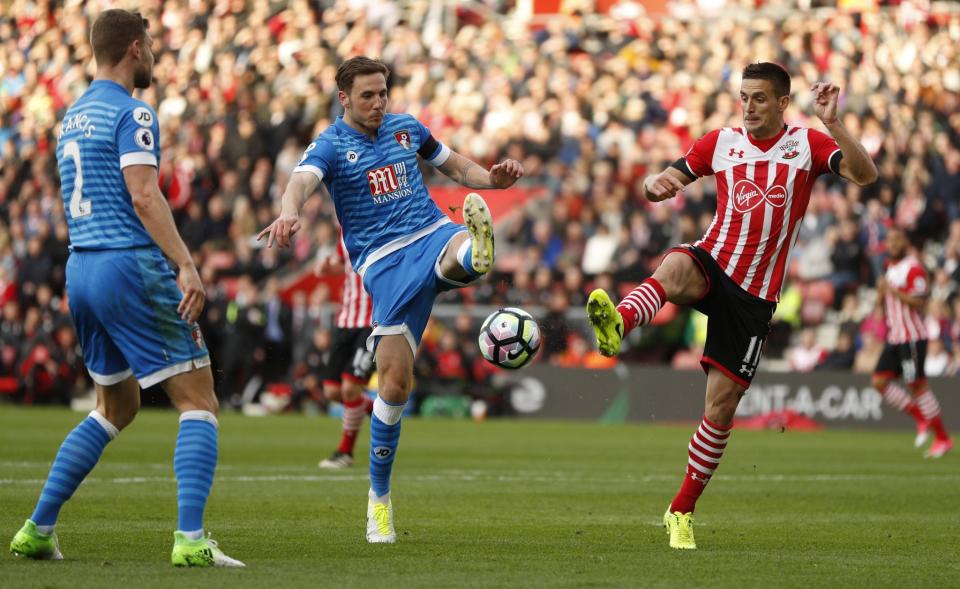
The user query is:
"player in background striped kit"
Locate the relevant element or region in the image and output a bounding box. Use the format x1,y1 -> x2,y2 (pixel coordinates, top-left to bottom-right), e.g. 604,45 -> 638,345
316,234 -> 375,469
586,63 -> 878,549
872,226 -> 952,458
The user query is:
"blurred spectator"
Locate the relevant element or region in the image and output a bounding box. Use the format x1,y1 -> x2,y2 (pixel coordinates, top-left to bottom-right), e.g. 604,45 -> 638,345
925,337 -> 951,377
827,220 -> 865,307
816,331 -> 855,371
787,328 -> 827,373
542,289 -> 572,361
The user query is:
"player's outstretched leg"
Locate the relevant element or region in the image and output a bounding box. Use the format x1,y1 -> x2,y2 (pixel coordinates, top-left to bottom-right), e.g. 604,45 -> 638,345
367,396 -> 404,543
169,410 -> 244,567
461,193 -> 494,274
10,410 -> 119,560
588,276 -> 667,357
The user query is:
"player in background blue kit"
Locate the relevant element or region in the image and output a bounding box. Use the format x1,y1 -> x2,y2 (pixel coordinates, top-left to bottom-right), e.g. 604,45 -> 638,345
9,10 -> 242,567
259,57 -> 523,544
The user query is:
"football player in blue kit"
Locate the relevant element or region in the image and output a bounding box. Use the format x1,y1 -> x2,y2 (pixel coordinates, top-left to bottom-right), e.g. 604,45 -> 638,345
9,10 -> 242,567
259,56 -> 523,544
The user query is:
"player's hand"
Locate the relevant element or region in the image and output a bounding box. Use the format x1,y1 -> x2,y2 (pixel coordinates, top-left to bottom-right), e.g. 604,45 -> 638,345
488,159 -> 524,189
176,263 -> 206,323
644,172 -> 685,202
811,82 -> 840,126
876,277 -> 888,296
314,253 -> 343,276
257,211 -> 301,249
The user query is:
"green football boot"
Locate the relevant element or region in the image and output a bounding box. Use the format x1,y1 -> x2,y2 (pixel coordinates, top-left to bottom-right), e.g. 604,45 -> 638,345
171,531 -> 245,567
10,519 -> 63,560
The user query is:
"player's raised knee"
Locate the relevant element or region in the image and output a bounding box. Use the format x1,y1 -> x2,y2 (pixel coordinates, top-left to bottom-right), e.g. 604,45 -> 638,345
654,251 -> 707,302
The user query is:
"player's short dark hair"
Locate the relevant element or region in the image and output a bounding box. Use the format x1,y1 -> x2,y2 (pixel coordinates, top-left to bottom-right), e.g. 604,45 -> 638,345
742,62 -> 791,98
336,57 -> 390,94
91,9 -> 149,67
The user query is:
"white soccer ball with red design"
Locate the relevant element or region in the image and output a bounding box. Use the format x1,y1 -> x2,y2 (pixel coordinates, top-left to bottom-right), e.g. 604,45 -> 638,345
478,308 -> 541,370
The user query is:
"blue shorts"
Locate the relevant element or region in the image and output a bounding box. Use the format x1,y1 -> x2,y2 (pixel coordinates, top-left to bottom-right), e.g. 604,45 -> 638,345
66,247 -> 210,388
362,222 -> 472,355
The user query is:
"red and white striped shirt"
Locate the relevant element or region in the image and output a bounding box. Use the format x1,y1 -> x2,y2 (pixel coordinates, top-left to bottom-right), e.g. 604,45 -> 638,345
335,237 -> 373,329
883,256 -> 928,344
684,126 -> 841,302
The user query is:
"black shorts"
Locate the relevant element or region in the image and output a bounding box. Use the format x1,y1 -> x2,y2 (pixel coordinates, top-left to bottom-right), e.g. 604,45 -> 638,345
874,340 -> 927,385
322,326 -> 375,386
672,245 -> 775,389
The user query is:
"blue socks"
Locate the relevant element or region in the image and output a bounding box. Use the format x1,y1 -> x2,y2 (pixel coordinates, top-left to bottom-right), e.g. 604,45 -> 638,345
174,411 -> 219,534
369,396 -> 406,498
32,411 -> 118,529
29,409 -> 219,536
456,238 -> 482,278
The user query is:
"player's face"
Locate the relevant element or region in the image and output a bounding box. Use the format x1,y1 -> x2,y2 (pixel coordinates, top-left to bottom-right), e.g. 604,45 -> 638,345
886,230 -> 907,260
739,79 -> 788,138
132,32 -> 154,89
341,73 -> 388,133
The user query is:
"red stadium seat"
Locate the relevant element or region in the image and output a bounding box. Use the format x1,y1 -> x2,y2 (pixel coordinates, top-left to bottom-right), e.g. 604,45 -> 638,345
804,280 -> 835,308
0,377 -> 18,395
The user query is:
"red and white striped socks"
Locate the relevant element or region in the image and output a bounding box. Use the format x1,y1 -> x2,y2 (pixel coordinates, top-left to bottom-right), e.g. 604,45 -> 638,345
880,382 -> 926,425
337,396 -> 370,455
670,416 -> 731,514
616,278 -> 666,334
915,388 -> 950,441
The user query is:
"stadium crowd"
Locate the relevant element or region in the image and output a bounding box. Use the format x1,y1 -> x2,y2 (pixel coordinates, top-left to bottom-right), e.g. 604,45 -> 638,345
1,0 -> 959,406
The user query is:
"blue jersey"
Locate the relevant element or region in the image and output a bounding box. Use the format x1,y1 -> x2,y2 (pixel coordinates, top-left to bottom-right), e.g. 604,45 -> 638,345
294,113 -> 451,275
56,80 -> 161,250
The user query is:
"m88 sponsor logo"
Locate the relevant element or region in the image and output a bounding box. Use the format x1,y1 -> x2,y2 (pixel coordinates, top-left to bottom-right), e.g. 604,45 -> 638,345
367,162 -> 412,204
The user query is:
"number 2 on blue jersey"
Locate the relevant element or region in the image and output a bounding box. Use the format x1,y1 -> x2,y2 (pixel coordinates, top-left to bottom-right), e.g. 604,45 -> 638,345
63,140 -> 92,219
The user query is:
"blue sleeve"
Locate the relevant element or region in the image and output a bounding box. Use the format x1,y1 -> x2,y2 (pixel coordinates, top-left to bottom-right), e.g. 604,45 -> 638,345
293,138 -> 337,182
412,117 -> 448,165
117,104 -> 160,169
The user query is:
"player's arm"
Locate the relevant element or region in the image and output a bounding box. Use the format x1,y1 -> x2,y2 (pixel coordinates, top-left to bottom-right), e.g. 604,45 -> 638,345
875,278 -> 887,314
123,165 -> 204,323
435,149 -> 524,190
258,171 -> 319,249
811,82 -> 878,186
644,129 -> 716,202
642,166 -> 695,202
889,288 -> 927,312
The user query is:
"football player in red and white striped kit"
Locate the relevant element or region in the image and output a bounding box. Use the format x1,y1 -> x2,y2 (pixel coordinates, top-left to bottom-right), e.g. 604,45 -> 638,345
587,63 -> 878,549
872,226 -> 952,459
317,234 -> 376,469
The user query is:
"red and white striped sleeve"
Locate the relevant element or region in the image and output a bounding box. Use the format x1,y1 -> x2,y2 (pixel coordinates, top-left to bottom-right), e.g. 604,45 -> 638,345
681,129 -> 722,178
807,129 -> 842,176
905,264 -> 928,297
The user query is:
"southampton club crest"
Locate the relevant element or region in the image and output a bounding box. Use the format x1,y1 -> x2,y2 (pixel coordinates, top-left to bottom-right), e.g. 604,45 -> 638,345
394,129 -> 411,150
779,139 -> 800,160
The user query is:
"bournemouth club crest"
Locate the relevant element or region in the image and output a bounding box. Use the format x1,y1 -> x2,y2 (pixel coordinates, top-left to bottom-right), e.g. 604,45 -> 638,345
191,325 -> 205,350
394,129 -> 411,150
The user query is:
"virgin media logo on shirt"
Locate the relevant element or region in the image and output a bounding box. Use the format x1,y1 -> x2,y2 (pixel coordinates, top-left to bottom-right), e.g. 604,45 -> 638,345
367,162 -> 413,204
732,179 -> 787,213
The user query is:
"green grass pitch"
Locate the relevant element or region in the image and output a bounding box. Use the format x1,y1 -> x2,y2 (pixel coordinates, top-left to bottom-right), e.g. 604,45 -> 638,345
1,406 -> 958,588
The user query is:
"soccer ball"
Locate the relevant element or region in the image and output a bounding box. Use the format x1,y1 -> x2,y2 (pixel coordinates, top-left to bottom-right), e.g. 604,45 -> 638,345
478,307 -> 541,369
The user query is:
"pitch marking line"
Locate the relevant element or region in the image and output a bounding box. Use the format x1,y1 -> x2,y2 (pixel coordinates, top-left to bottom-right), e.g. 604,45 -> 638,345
2,471 -> 959,486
